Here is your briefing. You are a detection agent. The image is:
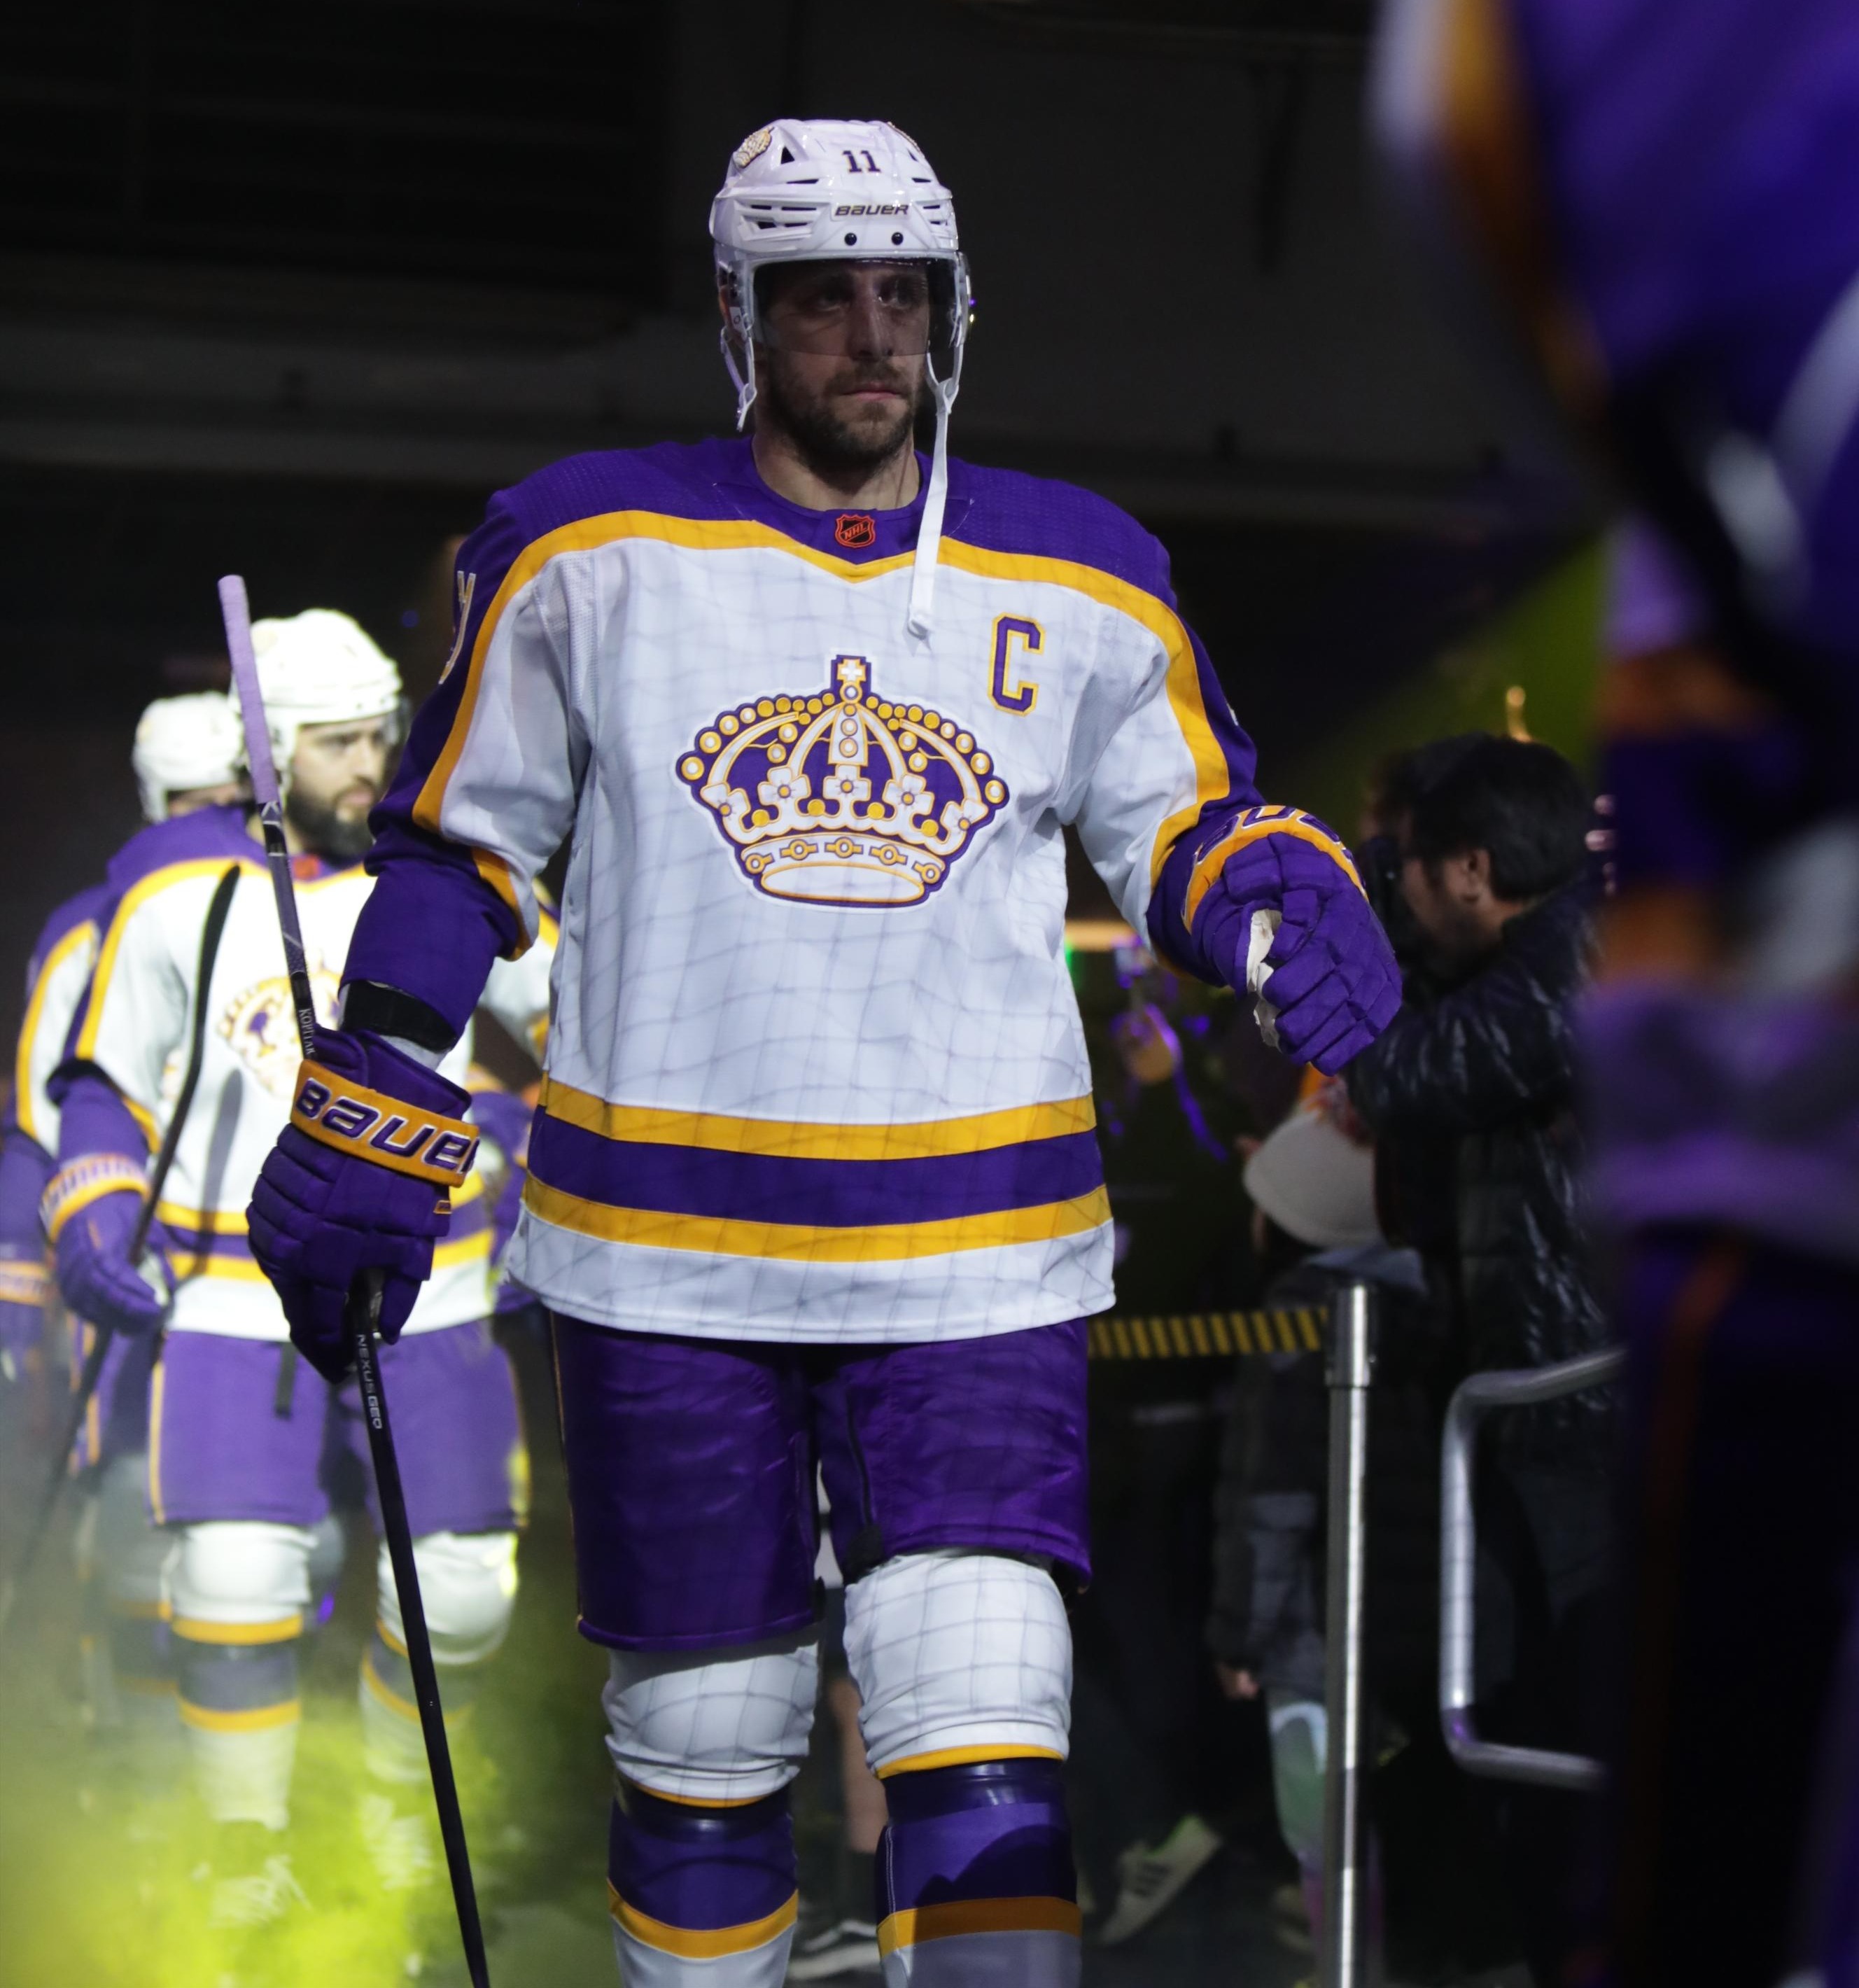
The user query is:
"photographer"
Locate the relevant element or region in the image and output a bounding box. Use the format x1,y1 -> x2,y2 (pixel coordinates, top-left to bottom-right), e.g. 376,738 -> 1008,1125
1349,733 -> 1613,1987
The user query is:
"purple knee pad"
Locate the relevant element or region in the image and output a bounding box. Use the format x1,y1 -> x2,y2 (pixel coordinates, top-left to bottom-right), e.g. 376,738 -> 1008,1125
878,1757 -> 1077,1924
608,1781 -> 797,1942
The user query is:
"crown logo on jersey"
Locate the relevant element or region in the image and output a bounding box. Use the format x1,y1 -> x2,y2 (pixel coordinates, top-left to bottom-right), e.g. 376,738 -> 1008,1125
680,656 -> 1008,906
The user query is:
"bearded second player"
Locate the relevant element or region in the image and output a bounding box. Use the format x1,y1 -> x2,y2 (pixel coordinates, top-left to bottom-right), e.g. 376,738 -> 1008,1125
248,120 -> 1398,1985
48,615 -> 552,1931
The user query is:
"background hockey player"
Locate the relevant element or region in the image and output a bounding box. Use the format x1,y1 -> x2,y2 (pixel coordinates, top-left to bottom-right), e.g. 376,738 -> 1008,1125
247,120 -> 1399,1985
2,692 -> 245,1742
1373,1 -> 1859,1980
46,612 -> 549,1933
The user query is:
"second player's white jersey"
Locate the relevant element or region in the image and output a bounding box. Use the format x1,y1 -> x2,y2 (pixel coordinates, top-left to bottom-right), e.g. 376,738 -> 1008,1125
15,884 -> 108,1162
76,807 -> 554,1341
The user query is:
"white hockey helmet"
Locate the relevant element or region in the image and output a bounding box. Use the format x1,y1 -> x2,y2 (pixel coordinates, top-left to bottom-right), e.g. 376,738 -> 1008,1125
132,691 -> 246,823
246,609 -> 405,780
710,118 -> 972,636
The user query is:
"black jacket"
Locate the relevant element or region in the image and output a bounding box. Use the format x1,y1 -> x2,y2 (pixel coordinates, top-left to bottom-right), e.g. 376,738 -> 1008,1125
1346,885 -> 1612,1460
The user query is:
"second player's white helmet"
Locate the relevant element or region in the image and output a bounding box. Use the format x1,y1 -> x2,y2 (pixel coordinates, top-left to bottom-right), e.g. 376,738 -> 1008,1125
710,118 -> 972,636
132,691 -> 246,822
248,609 -> 405,782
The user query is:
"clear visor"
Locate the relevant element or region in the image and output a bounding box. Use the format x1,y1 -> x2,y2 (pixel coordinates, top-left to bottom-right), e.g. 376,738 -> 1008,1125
753,259 -> 963,374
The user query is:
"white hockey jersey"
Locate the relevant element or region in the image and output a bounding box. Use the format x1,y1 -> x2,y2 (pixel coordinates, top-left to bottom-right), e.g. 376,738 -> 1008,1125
347,440 -> 1264,1344
74,807 -> 554,1341
14,883 -> 108,1162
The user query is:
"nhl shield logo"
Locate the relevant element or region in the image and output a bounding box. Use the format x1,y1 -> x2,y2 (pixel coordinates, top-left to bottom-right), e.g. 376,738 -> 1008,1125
834,513 -> 876,550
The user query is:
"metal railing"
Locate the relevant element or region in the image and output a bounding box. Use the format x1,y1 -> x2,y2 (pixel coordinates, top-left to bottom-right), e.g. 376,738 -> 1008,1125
1436,1347 -> 1625,1793
1317,1303 -> 1626,1985
1321,1280 -> 1376,1988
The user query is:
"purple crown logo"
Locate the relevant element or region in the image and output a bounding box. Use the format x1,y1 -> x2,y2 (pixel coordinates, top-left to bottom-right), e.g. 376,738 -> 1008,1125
679,656 -> 1009,906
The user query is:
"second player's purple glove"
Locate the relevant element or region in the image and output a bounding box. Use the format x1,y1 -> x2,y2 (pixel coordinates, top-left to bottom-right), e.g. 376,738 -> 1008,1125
45,1072 -> 170,1338
1195,811 -> 1401,1074
248,1028 -> 479,1383
45,1160 -> 172,1338
0,1128 -> 55,1376
0,1245 -> 51,1377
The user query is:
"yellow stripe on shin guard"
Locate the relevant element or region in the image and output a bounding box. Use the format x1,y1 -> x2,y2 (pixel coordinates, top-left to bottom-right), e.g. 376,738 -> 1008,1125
608,1882 -> 798,1959
878,1895 -> 1083,1955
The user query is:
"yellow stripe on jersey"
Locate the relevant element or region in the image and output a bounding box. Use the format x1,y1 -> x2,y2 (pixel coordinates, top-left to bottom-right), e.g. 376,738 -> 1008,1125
524,1176 -> 1111,1264
536,1079 -> 1095,1162
167,1230 -> 489,1283
13,918 -> 97,1148
1181,809 -> 1365,927
157,1170 -> 485,1236
936,540 -> 1231,884
76,858 -> 262,1061
414,512 -> 1230,913
155,1200 -> 248,1235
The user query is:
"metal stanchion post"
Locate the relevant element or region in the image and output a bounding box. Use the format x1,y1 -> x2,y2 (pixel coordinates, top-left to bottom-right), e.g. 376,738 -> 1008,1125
1321,1280 -> 1375,1988
1438,1348 -> 1623,1791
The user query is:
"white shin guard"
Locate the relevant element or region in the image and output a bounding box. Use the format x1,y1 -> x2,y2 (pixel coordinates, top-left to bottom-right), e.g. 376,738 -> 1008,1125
843,1550 -> 1072,1774
373,1530 -> 519,1667
603,1630 -> 818,1805
165,1521 -> 316,1830
363,1530 -> 519,1784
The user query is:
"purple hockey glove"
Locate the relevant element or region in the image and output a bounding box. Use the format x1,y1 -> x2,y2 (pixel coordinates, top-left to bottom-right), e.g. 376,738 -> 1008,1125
1196,811 -> 1401,1074
0,1245 -> 51,1375
248,1029 -> 479,1384
0,1128 -> 55,1375
45,1158 -> 172,1338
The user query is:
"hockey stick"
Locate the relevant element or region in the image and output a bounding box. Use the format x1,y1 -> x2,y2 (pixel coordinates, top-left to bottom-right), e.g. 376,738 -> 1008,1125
0,860 -> 241,1638
219,574 -> 492,1988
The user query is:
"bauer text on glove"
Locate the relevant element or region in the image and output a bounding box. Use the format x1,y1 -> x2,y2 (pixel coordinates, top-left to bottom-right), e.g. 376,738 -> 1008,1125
247,1028 -> 477,1382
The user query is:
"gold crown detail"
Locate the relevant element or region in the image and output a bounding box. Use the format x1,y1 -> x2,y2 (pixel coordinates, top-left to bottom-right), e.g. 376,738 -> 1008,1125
680,656 -> 1009,906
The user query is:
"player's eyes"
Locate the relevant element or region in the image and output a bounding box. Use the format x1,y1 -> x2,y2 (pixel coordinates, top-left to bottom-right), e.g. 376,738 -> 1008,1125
790,280 -> 928,316
310,727 -> 387,757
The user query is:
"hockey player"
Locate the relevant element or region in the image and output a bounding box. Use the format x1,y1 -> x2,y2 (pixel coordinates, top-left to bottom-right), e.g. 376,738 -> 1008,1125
47,613 -> 549,1929
3,694 -> 246,1382
3,692 -> 246,1729
247,121 -> 1399,1985
1373,3 -> 1859,1980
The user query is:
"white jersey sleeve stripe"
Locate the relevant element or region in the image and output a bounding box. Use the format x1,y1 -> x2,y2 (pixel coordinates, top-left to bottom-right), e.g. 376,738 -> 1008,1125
14,918 -> 95,1148
75,856 -> 261,1063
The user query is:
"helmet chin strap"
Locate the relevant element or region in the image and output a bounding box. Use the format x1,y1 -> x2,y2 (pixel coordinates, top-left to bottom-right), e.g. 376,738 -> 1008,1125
723,323 -> 757,430
907,367 -> 958,639
728,301 -> 954,637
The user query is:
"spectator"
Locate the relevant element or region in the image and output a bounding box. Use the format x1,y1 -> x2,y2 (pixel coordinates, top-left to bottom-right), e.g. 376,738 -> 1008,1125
1347,733 -> 1613,1987
1207,1086 -> 1507,1983
1069,951 -> 1254,1949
